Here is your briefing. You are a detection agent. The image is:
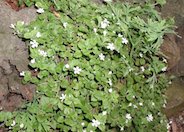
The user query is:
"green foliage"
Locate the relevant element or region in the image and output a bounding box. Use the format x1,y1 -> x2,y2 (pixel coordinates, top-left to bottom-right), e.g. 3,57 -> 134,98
1,0 -> 174,131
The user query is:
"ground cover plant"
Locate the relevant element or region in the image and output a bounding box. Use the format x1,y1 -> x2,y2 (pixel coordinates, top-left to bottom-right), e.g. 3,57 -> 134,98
0,0 -> 174,131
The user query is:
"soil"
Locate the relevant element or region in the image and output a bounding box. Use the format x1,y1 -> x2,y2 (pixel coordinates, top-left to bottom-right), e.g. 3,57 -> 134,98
0,0 -> 184,131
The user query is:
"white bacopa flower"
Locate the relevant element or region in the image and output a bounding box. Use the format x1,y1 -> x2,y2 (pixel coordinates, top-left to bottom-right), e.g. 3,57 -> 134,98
30,40 -> 38,48
161,67 -> 167,72
73,66 -> 82,74
81,122 -> 85,126
107,43 -> 115,51
99,53 -> 105,61
63,22 -> 68,28
60,94 -> 66,101
103,30 -> 107,36
140,66 -> 145,72
133,105 -> 138,109
65,64 -> 70,69
20,71 -> 25,76
108,88 -> 113,93
36,32 -> 41,38
102,111 -> 107,115
108,71 -> 112,75
11,120 -> 16,126
120,126 -> 124,131
125,113 -> 132,120
100,19 -> 110,29
168,81 -> 172,84
139,52 -> 143,58
146,114 -> 153,122
104,0 -> 112,2
38,49 -> 47,57
93,28 -> 97,33
152,102 -> 155,106
83,129 -> 86,132
37,8 -> 44,13
92,119 -> 100,127
163,58 -> 167,63
132,95 -> 135,98
167,123 -> 170,130
108,79 -> 112,86
128,103 -> 132,107
30,59 -> 35,64
139,102 -> 143,106
20,123 -> 24,128
10,24 -> 15,29
122,37 -> 128,44
118,33 -> 123,37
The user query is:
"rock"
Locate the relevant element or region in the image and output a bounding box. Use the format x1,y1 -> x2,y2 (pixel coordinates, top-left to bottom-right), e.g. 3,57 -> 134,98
0,0 -> 37,111
160,35 -> 180,70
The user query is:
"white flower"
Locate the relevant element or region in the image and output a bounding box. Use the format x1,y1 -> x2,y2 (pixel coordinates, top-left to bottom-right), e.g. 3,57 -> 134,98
99,53 -> 105,61
60,94 -> 66,101
163,104 -> 166,108
132,95 -> 135,98
20,71 -> 25,76
20,123 -> 24,128
128,103 -> 132,107
146,114 -> 153,122
108,71 -> 112,75
139,52 -> 143,58
140,66 -> 145,72
11,120 -> 16,126
120,126 -> 124,131
100,19 -> 110,29
107,43 -> 115,51
104,0 -> 112,2
161,67 -> 167,72
139,102 -> 143,106
122,37 -> 128,44
30,59 -> 35,64
63,22 -> 68,28
118,33 -> 123,37
103,30 -> 107,36
125,113 -> 132,120
102,111 -> 107,115
108,79 -> 112,86
10,24 -> 15,29
163,58 -> 167,63
93,28 -> 97,33
81,122 -> 85,126
36,32 -> 41,38
73,66 -> 82,74
38,49 -> 47,57
133,105 -> 137,108
108,88 -> 113,93
37,8 -> 44,13
167,123 -> 170,130
92,119 -> 100,127
168,81 -> 172,84
30,40 -> 38,48
152,102 -> 155,106
65,64 -> 70,69
83,129 -> 86,132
